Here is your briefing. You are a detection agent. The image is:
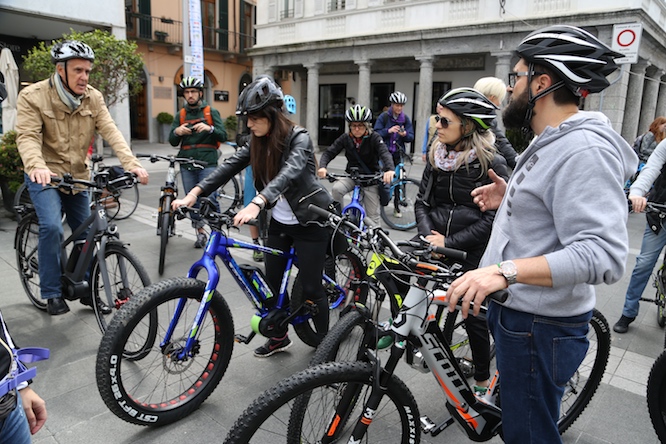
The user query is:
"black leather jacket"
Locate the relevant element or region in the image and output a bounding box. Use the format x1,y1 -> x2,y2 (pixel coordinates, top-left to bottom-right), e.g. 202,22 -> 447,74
414,153 -> 509,269
198,126 -> 334,226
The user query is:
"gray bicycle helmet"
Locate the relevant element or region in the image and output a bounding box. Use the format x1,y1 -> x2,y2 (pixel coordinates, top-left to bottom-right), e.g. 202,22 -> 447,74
389,91 -> 407,104
516,25 -> 623,96
438,87 -> 498,131
236,75 -> 284,116
345,104 -> 372,122
51,40 -> 95,63
179,76 -> 204,90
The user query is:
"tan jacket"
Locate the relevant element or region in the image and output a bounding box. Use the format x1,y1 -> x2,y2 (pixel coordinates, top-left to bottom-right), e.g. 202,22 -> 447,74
16,76 -> 141,182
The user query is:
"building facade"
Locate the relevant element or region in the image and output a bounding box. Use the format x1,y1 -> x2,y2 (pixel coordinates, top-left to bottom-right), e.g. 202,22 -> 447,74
249,0 -> 666,148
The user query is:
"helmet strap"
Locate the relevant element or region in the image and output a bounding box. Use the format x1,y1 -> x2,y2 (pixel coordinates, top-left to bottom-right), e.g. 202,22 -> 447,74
523,63 -> 566,132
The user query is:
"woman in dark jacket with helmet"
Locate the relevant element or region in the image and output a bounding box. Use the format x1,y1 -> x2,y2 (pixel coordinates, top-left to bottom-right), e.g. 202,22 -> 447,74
173,75 -> 336,358
415,87 -> 508,393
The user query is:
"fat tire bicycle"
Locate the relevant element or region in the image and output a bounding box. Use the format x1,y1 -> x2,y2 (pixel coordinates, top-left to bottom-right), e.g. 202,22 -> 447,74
223,206 -> 611,443
380,149 -> 420,231
95,201 -> 366,426
647,341 -> 666,441
14,172 -> 151,333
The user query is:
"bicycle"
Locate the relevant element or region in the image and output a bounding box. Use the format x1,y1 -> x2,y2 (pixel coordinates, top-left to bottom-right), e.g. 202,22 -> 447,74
647,335 -> 666,441
14,172 -> 151,333
326,167 -> 384,233
13,154 -> 140,222
222,205 -> 611,443
636,202 -> 666,327
380,149 -> 420,231
95,201 -> 367,426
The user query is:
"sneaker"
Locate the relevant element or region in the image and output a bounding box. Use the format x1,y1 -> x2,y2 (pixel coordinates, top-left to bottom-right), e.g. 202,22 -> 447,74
612,315 -> 635,334
194,232 -> 207,249
473,385 -> 488,397
254,335 -> 292,358
253,250 -> 264,262
393,208 -> 402,218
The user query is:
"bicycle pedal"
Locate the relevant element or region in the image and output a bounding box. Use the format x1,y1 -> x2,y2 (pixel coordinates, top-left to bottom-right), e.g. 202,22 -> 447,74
234,332 -> 255,344
420,416 -> 436,433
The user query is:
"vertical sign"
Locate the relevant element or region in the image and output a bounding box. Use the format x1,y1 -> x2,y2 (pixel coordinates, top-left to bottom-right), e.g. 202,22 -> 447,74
611,23 -> 642,65
189,0 -> 204,81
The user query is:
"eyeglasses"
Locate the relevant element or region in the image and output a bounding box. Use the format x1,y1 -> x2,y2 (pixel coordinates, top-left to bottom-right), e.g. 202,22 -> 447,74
434,115 -> 462,129
508,71 -> 545,88
350,123 -> 366,129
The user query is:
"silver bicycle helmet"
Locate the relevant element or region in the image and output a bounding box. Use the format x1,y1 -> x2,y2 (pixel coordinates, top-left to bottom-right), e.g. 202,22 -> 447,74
439,87 -> 498,131
389,91 -> 407,104
179,76 -> 204,90
345,105 -> 372,122
51,40 -> 95,63
236,75 -> 284,116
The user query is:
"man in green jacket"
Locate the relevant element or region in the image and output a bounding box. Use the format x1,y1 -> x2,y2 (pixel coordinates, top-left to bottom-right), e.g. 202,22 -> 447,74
169,76 -> 227,247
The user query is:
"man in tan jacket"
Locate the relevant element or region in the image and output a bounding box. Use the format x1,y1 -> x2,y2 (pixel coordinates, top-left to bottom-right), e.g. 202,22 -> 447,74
16,40 -> 148,315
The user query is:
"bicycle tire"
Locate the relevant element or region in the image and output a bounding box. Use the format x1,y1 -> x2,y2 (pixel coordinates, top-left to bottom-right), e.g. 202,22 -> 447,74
557,308 -> 610,434
104,182 -> 140,221
91,242 -> 151,334
12,182 -> 31,220
291,247 -> 366,347
158,196 -> 173,275
309,308 -> 377,365
14,212 -> 45,310
216,175 -> 241,213
223,361 -> 420,443
96,277 -> 235,426
380,178 -> 419,231
657,268 -> 666,328
442,308 -> 496,380
647,349 -> 666,442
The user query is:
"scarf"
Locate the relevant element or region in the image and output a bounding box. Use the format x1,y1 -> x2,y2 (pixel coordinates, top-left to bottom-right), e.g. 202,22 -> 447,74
388,112 -> 406,153
433,141 -> 477,171
53,73 -> 82,111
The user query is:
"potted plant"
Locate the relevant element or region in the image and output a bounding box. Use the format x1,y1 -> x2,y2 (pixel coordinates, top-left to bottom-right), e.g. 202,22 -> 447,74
0,131 -> 24,213
224,115 -> 238,140
157,112 -> 174,143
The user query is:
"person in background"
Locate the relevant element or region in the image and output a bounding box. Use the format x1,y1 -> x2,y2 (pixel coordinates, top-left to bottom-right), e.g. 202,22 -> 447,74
632,116 -> 666,163
420,102 -> 444,162
172,76 -> 336,358
317,104 -> 395,225
16,40 -> 149,316
415,87 -> 508,396
169,76 -> 227,248
473,77 -> 518,169
446,26 -> 636,442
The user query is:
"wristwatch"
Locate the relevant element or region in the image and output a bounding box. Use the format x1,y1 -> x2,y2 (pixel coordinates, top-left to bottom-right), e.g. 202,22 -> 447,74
498,260 -> 517,285
209,125 -> 215,134
251,195 -> 265,209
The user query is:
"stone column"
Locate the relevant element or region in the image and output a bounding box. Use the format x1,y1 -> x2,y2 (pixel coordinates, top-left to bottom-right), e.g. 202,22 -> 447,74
264,66 -> 276,79
656,71 -> 666,119
638,67 -> 664,133
305,63 -> 321,146
355,60 -> 372,110
622,59 -> 649,142
415,55 -> 434,155
491,51 -> 513,131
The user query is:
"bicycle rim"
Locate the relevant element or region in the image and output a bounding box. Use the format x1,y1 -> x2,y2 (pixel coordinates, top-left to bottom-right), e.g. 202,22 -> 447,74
15,213 -> 45,310
217,176 -> 241,213
380,178 -> 419,231
107,183 -> 140,221
658,269 -> 666,328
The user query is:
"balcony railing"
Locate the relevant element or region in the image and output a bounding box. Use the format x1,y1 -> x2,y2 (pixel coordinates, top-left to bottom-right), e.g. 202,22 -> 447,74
126,12 -> 256,54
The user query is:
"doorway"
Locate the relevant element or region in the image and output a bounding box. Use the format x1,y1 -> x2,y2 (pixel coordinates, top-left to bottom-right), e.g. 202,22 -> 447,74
129,69 -> 148,140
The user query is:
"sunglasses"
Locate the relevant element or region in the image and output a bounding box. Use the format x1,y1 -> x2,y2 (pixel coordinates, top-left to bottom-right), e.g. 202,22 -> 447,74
508,71 -> 545,88
435,115 -> 463,129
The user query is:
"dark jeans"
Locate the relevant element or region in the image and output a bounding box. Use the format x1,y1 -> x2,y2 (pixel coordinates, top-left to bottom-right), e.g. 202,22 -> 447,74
265,219 -> 330,338
488,302 -> 591,443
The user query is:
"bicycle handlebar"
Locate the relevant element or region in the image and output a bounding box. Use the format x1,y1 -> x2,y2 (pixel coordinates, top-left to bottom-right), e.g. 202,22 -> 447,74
136,153 -> 208,169
325,170 -> 384,185
51,172 -> 137,193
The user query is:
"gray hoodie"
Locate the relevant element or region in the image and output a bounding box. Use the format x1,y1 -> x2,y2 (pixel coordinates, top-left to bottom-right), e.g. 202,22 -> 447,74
481,113 -> 638,317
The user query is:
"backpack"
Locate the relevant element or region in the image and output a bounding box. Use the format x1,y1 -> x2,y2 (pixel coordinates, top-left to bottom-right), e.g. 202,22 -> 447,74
179,106 -> 221,148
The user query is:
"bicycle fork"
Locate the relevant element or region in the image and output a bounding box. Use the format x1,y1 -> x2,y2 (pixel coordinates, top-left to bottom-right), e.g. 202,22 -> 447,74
96,236 -> 131,309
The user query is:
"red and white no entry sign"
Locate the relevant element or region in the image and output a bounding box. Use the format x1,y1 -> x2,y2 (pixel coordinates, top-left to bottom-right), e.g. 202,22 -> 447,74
616,29 -> 636,47
612,23 -> 642,64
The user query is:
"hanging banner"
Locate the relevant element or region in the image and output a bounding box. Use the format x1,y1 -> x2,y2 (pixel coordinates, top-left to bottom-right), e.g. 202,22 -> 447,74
188,0 -> 204,81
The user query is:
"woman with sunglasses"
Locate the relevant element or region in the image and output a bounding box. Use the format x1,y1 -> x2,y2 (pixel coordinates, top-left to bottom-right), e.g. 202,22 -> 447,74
172,75 -> 337,357
415,87 -> 509,394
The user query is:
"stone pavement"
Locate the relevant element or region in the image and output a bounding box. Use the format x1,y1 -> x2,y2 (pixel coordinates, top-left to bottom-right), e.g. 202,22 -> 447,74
0,140 -> 661,443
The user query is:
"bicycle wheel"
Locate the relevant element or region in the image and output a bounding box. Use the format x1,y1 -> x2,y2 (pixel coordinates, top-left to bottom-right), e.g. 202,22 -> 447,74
557,308 -> 610,434
223,361 -> 420,443
380,178 -> 419,231
15,212 -> 45,310
442,308 -> 496,380
216,175 -> 241,213
657,267 -> 666,328
91,242 -> 151,334
310,308 -> 378,365
647,349 -> 666,442
13,182 -> 31,220
105,182 -> 140,221
291,247 -> 366,347
158,196 -> 173,275
96,277 -> 235,426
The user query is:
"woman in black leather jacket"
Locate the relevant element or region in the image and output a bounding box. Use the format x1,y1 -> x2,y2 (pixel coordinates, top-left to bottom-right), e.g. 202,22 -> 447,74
415,88 -> 508,394
173,76 -> 335,358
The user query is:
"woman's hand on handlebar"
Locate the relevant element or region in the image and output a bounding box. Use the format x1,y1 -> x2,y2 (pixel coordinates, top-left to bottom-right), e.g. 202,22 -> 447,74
382,170 -> 395,185
130,167 -> 149,185
234,204 -> 260,227
172,193 -> 198,211
446,265 -> 507,318
628,195 -> 647,213
317,167 -> 327,179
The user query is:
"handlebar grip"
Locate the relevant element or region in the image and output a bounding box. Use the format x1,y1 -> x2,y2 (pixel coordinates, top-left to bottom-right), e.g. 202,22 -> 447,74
432,246 -> 467,261
308,204 -> 334,219
487,289 -> 508,303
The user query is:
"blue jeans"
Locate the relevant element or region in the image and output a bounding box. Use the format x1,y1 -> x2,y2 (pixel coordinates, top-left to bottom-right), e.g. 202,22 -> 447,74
488,303 -> 591,443
621,223 -> 666,318
0,393 -> 31,444
26,174 -> 90,300
180,166 -> 220,229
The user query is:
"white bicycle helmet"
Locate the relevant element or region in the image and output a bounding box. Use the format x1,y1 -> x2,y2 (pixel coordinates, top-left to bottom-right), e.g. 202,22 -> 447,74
389,91 -> 407,104
284,95 -> 297,114
345,105 -> 372,122
179,76 -> 204,90
51,40 -> 95,63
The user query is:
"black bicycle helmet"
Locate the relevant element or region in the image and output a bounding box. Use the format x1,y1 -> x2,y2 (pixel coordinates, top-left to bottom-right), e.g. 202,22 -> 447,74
389,91 -> 407,104
51,40 -> 95,64
438,87 -> 498,131
345,104 -> 372,122
516,25 -> 623,96
179,76 -> 204,90
236,75 -> 284,116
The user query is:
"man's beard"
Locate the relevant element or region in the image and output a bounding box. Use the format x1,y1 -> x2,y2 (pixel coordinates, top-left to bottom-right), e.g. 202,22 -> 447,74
502,88 -> 531,130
